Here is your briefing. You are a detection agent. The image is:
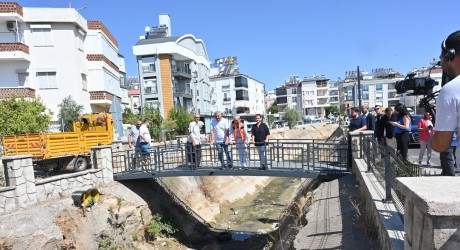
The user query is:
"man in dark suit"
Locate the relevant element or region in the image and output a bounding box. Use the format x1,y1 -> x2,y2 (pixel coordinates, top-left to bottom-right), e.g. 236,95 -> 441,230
361,104 -> 375,131
374,105 -> 384,140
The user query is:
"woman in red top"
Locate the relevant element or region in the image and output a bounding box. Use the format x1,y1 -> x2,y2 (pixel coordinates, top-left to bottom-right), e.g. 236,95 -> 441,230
418,111 -> 433,165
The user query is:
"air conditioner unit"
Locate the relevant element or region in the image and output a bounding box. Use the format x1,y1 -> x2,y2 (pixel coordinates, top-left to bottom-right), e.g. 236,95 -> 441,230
7,21 -> 19,32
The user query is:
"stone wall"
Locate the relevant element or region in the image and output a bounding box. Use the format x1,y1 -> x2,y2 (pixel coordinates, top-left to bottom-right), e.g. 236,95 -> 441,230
0,146 -> 113,214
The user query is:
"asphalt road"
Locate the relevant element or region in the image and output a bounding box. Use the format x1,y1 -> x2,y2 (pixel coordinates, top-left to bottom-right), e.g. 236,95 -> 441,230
408,146 -> 459,175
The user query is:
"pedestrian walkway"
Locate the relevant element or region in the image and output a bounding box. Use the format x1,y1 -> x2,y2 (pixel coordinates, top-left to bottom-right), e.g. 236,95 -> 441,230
293,175 -> 381,249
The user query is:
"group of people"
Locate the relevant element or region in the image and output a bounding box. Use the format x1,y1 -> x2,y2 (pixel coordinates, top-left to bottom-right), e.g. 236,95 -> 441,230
187,111 -> 271,170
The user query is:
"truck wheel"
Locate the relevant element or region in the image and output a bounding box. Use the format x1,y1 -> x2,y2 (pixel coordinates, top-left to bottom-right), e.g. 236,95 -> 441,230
74,156 -> 89,172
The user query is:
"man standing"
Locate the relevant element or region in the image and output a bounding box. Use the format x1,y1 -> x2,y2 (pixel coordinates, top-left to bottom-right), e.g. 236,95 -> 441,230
138,119 -> 152,170
128,119 -> 143,169
210,111 -> 232,169
251,114 -> 270,170
361,104 -> 375,131
187,113 -> 204,169
349,108 -> 367,132
381,108 -> 397,150
432,30 -> 460,171
229,115 -> 249,168
374,105 -> 384,141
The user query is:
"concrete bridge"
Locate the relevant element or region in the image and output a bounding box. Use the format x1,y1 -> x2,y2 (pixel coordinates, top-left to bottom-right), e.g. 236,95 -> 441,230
111,139 -> 349,180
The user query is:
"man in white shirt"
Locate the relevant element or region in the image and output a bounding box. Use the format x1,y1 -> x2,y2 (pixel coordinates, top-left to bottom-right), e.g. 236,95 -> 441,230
187,113 -> 204,169
432,30 -> 460,169
210,111 -> 232,169
138,119 -> 152,170
128,120 -> 143,169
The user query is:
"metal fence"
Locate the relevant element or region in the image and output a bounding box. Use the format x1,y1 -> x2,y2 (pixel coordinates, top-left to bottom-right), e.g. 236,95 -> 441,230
360,135 -> 421,215
112,139 -> 349,178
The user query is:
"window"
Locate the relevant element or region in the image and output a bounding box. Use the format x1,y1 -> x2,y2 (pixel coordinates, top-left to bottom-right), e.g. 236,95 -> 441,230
305,100 -> 313,105
31,25 -> 52,46
376,93 -> 383,99
17,73 -> 29,87
235,76 -> 248,88
81,74 -> 87,91
196,89 -> 199,96
37,72 -> 57,89
291,88 -> 297,94
76,29 -> 85,51
141,56 -> 156,73
145,99 -> 160,109
362,93 -> 369,100
292,97 -> 297,103
224,93 -> 230,102
236,90 -> 249,100
376,84 -> 383,90
144,78 -> 158,94
362,85 -> 369,91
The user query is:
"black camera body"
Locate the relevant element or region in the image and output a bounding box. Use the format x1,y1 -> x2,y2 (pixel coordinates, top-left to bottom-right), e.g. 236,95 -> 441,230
394,75 -> 438,96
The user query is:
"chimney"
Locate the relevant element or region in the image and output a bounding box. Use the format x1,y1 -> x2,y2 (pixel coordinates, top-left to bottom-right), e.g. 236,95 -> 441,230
159,14 -> 171,37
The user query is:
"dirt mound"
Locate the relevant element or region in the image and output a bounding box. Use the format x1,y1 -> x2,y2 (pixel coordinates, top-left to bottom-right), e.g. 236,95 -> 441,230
271,124 -> 339,140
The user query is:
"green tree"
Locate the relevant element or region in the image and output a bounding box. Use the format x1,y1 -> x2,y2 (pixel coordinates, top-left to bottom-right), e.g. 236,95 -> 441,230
163,108 -> 193,140
283,108 -> 300,129
143,106 -> 163,141
122,108 -> 141,125
267,100 -> 278,114
57,96 -> 84,132
325,105 -> 340,117
267,114 -> 276,126
0,97 -> 53,136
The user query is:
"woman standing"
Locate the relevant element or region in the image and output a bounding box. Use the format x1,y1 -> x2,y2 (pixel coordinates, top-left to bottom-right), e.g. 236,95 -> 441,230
418,111 -> 433,165
390,103 -> 412,161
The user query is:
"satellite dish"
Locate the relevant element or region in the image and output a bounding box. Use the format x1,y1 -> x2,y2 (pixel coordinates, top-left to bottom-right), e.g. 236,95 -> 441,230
145,26 -> 151,32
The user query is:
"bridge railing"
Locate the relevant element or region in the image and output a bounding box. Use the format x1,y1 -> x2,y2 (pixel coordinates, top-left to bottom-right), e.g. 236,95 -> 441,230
111,139 -> 349,175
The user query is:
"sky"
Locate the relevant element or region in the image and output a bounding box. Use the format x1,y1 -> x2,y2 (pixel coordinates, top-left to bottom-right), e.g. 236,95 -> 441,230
16,0 -> 460,90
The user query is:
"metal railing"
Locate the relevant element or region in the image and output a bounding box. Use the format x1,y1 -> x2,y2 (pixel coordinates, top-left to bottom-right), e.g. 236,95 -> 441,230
360,135 -> 421,215
112,139 -> 349,178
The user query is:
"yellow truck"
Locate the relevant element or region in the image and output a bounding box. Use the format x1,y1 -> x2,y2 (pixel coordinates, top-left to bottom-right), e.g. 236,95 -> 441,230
1,113 -> 114,171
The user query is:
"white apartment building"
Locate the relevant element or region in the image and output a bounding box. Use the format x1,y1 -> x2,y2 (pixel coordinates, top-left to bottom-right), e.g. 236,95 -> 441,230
132,14 -> 211,118
0,3 -> 128,121
210,71 -> 265,118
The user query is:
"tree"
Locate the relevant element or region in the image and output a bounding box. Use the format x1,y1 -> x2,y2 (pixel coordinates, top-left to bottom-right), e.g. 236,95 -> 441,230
143,106 -> 163,141
164,108 -> 193,140
0,97 -> 53,136
283,108 -> 300,129
267,100 -> 278,114
267,114 -> 276,126
58,96 -> 84,132
122,108 -> 141,125
325,105 -> 340,118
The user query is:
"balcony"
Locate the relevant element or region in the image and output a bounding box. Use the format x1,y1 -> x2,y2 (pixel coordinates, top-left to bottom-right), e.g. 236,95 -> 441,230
0,87 -> 35,99
0,42 -> 29,61
89,91 -> 121,105
171,61 -> 191,79
276,89 -> 287,96
223,98 -> 231,103
173,87 -> 193,98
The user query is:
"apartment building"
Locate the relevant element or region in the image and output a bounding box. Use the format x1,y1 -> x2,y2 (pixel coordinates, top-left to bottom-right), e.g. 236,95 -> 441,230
275,75 -> 340,119
209,57 -> 265,118
0,2 -> 128,120
132,14 -> 211,118
340,68 -> 404,113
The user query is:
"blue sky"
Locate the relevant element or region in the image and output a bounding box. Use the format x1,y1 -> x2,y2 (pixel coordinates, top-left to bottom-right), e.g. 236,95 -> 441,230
17,0 -> 460,90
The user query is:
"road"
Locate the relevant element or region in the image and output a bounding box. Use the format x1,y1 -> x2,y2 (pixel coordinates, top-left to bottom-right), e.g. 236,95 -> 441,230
408,146 -> 459,176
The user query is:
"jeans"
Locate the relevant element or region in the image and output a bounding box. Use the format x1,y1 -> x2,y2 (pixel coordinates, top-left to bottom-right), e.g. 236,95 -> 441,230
216,142 -> 232,168
235,139 -> 248,167
256,145 -> 267,166
440,146 -> 456,176
395,132 -> 409,160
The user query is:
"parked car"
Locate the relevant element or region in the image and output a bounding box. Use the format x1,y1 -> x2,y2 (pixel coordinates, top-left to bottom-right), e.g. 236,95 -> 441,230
409,115 -> 422,146
304,116 -> 321,124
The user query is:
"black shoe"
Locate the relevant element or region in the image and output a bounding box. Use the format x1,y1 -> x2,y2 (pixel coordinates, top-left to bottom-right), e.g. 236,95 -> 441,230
260,165 -> 267,171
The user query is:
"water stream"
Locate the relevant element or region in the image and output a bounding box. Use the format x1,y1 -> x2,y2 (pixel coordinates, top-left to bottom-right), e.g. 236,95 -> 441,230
209,177 -> 305,243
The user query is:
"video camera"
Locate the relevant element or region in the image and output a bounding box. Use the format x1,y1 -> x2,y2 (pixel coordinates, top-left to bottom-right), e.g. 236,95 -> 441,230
394,72 -> 438,96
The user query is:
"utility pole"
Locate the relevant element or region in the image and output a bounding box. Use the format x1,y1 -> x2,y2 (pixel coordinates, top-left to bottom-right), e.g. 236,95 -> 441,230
357,66 -> 362,110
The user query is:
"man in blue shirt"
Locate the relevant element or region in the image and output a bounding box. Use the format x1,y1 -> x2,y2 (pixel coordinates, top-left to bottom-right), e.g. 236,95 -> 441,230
349,108 -> 367,132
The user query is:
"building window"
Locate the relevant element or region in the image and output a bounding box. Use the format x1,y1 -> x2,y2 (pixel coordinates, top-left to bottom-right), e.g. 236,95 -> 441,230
292,97 -> 297,103
277,97 -> 287,104
76,29 -> 85,51
196,89 -> 199,96
224,93 -> 230,102
81,74 -> 87,91
235,76 -> 248,88
362,85 -> 369,91
376,84 -> 383,90
37,72 -> 57,89
376,93 -> 383,99
363,93 -> 369,100
145,99 -> 160,109
236,90 -> 249,100
144,78 -> 158,94
305,100 -> 313,105
17,73 -> 29,87
291,88 -> 297,94
31,25 -> 53,46
141,56 -> 156,73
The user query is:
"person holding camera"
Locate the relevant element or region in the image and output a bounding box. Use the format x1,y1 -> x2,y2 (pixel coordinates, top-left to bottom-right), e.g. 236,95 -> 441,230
432,31 -> 460,170
418,111 -> 433,165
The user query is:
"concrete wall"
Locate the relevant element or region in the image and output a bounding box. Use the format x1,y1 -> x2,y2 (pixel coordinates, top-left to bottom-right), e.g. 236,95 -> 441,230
0,146 -> 113,214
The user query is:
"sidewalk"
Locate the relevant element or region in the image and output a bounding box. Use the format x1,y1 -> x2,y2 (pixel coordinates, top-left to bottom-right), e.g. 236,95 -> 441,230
293,174 -> 382,249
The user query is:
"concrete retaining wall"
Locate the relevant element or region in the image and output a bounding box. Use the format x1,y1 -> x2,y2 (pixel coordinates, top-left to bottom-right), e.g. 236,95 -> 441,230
0,146 -> 113,214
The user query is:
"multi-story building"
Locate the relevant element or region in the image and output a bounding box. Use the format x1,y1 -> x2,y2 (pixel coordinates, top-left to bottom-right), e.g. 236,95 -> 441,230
0,2 -> 128,121
265,89 -> 276,111
132,14 -> 211,117
126,77 -> 140,114
275,75 -> 340,119
209,57 -> 266,119
340,68 -> 404,113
